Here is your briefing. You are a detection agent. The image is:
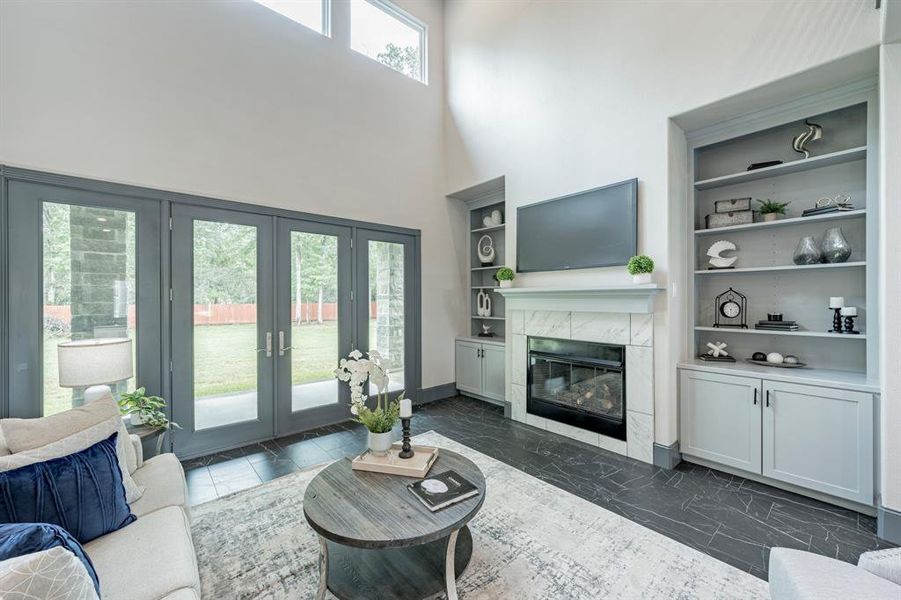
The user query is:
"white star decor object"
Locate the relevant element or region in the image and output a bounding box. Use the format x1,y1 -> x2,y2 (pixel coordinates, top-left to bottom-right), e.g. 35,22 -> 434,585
706,341 -> 729,357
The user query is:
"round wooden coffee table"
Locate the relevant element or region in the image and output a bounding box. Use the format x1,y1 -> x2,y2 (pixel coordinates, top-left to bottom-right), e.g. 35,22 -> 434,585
303,449 -> 485,600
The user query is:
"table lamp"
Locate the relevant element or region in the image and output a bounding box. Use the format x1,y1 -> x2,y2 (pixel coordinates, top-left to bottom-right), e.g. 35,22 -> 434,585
57,337 -> 134,403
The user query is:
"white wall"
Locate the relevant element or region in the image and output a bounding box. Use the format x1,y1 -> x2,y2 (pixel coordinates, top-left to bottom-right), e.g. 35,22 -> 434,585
444,0 -> 882,448
0,0 -> 463,390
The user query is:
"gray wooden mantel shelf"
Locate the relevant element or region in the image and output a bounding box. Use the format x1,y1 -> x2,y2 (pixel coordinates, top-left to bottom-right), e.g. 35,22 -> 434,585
495,285 -> 664,313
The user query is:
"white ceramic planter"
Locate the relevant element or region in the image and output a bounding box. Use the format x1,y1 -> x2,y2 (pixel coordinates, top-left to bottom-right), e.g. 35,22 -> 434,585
499,280 -> 513,289
632,273 -> 653,285
129,412 -> 144,426
368,431 -> 393,456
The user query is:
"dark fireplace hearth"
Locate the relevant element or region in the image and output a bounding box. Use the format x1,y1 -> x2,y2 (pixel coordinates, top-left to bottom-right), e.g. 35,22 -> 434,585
527,337 -> 626,440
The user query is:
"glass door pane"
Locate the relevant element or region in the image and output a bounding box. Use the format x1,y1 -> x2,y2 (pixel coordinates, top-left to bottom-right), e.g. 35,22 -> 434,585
192,220 -> 259,430
171,205 -> 274,458
356,230 -> 417,402
41,203 -> 137,415
276,219 -> 351,434
367,240 -> 406,395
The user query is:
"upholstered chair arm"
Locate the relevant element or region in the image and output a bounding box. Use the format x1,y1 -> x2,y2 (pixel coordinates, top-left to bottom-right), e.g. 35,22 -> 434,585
858,548 -> 901,585
129,434 -> 144,469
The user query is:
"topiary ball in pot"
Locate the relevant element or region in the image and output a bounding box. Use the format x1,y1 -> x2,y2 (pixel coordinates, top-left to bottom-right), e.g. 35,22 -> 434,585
627,255 -> 654,284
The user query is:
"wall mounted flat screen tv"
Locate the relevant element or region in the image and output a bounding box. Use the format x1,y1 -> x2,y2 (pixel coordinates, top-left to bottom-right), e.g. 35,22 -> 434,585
516,178 -> 638,272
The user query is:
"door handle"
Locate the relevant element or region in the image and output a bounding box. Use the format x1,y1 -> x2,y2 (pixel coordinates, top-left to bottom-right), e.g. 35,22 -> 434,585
257,331 -> 272,358
765,390 -> 771,407
278,331 -> 295,356
753,388 -> 758,405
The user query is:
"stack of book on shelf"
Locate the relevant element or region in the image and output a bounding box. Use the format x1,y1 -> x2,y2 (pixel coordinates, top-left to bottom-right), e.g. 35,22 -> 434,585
802,202 -> 855,217
755,319 -> 799,332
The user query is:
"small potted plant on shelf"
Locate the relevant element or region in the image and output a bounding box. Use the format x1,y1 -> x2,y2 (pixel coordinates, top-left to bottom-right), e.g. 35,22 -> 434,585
627,255 -> 654,284
495,267 -> 515,288
757,198 -> 790,222
334,349 -> 402,456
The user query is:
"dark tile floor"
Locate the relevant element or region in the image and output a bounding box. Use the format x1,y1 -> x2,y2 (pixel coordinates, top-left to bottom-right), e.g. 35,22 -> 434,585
181,396 -> 895,580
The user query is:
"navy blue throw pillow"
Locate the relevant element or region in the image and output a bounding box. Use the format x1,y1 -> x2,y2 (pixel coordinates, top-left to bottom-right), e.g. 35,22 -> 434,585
0,522 -> 100,594
0,432 -> 135,543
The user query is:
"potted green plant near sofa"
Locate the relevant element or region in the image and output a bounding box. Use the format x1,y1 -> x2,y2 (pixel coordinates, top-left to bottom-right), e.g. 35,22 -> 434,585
117,387 -> 179,430
757,198 -> 790,222
495,267 -> 515,288
627,255 -> 654,284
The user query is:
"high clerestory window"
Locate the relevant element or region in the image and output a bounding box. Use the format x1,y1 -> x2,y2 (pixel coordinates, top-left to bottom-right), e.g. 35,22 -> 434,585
255,0 -> 330,37
350,0 -> 427,84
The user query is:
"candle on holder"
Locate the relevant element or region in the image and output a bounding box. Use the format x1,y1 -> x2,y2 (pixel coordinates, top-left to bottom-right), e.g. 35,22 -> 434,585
399,398 -> 412,418
829,297 -> 845,309
840,307 -> 857,316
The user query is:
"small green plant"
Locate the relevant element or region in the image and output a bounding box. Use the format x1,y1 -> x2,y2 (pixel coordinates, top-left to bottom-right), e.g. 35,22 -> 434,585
495,267 -> 515,282
627,255 -> 654,275
354,399 -> 401,434
756,199 -> 790,215
118,387 -> 180,430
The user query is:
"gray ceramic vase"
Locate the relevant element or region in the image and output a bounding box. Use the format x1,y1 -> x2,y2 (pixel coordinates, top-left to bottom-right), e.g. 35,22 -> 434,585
793,235 -> 822,265
821,227 -> 851,263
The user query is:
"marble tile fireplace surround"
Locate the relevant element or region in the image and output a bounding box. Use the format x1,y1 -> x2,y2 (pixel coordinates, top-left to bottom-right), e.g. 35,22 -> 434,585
499,286 -> 662,464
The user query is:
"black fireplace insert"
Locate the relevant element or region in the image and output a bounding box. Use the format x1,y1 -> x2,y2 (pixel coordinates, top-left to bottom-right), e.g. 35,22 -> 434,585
527,336 -> 626,440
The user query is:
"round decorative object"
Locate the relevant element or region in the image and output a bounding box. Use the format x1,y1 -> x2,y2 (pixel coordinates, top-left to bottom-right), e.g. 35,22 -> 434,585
793,236 -> 822,265
490,209 -> 503,225
720,300 -> 741,319
766,352 -> 784,364
476,235 -> 496,265
482,215 -> 493,228
706,240 -> 737,269
821,227 -> 851,263
421,479 -> 449,494
752,352 -> 767,361
783,355 -> 800,365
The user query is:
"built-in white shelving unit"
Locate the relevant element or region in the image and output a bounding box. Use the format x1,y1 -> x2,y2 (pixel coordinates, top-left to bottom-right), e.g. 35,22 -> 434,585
687,92 -> 878,383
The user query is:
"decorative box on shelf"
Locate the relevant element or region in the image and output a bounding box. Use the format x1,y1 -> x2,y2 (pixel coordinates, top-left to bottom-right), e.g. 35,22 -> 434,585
714,197 -> 752,213
351,444 -> 440,478
705,210 -> 754,229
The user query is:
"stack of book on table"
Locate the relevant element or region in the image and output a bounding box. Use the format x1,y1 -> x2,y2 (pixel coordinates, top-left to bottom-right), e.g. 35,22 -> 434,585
755,319 -> 799,332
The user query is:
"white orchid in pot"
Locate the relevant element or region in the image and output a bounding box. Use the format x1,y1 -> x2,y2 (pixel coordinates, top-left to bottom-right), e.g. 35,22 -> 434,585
334,349 -> 403,456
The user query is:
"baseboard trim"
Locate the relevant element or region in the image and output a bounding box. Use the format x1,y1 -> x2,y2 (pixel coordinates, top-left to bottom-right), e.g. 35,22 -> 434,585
653,441 -> 682,470
417,382 -> 457,405
877,505 -> 901,544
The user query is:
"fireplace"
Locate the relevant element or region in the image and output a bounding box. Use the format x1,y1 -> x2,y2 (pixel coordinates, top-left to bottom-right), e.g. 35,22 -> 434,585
527,337 -> 626,440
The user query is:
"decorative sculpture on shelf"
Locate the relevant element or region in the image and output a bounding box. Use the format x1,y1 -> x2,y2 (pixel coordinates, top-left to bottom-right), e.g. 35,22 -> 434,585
477,234 -> 496,265
476,289 -> 492,317
792,119 -> 823,159
706,240 -> 737,270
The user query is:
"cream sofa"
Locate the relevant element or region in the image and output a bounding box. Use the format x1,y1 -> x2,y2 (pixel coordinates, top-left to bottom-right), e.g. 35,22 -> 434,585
82,434 -> 201,600
769,547 -> 901,600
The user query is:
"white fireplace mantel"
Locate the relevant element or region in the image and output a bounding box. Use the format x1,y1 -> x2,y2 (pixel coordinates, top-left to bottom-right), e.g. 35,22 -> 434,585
495,285 -> 664,314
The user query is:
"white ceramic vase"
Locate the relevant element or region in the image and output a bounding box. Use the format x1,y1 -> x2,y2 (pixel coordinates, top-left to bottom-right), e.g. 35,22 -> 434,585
129,412 -> 144,426
499,279 -> 513,289
368,431 -> 393,456
632,273 -> 652,285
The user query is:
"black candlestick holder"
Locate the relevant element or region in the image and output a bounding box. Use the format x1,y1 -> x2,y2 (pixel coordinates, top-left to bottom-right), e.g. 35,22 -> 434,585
829,307 -> 843,333
398,417 -> 414,459
843,315 -> 860,335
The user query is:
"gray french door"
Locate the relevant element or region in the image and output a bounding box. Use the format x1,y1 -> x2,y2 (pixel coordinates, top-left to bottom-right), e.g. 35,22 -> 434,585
6,180 -> 162,418
275,218 -> 353,435
170,205 -> 275,457
355,229 -> 418,402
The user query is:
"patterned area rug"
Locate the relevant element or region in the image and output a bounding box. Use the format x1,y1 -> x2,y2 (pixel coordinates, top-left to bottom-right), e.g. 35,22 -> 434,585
192,432 -> 768,599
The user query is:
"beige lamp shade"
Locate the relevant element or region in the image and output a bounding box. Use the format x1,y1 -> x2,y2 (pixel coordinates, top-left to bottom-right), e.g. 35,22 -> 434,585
57,337 -> 134,388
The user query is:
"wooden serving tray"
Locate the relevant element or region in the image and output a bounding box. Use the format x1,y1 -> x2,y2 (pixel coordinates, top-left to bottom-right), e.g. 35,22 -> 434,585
351,444 -> 439,478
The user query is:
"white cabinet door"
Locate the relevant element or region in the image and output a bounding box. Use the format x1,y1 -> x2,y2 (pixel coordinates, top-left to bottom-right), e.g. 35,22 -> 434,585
762,380 -> 873,504
455,340 -> 482,395
481,344 -> 506,402
680,369 -> 762,473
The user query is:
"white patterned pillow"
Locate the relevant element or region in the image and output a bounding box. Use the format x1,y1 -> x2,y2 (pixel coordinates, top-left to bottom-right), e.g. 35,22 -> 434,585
0,547 -> 99,600
0,416 -> 144,503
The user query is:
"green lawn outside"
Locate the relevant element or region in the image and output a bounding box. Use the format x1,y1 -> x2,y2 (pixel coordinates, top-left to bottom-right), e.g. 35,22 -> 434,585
43,320 -> 398,415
